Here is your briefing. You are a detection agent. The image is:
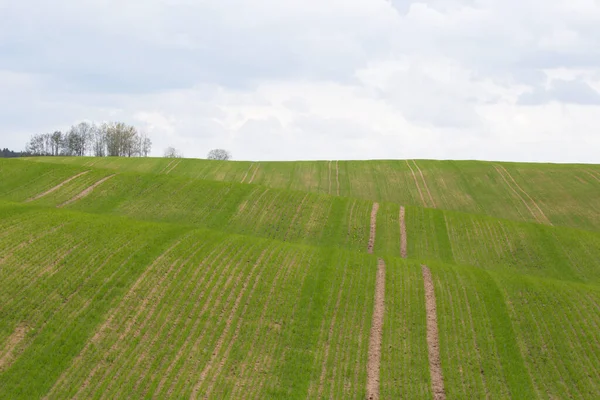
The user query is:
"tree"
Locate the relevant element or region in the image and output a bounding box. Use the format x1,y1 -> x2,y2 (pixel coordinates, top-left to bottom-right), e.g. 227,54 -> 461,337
103,122 -> 139,157
0,148 -> 24,158
23,121 -> 152,158
138,133 -> 152,157
163,147 -> 183,158
207,149 -> 231,161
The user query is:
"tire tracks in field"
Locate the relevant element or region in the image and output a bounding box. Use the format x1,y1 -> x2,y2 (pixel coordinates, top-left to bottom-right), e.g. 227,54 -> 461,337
0,324 -> 28,371
406,160 -> 428,208
160,160 -> 176,174
366,258 -> 386,400
241,163 -> 255,184
585,170 -> 600,183
422,265 -> 446,400
494,165 -> 552,225
248,163 -> 260,184
400,206 -> 407,258
413,161 -> 437,208
58,174 -> 116,208
26,171 -> 90,202
165,160 -> 181,175
368,203 -> 380,254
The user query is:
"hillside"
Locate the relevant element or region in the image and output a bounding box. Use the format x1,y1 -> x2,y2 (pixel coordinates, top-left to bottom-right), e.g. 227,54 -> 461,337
27,156 -> 600,231
1,157 -> 599,399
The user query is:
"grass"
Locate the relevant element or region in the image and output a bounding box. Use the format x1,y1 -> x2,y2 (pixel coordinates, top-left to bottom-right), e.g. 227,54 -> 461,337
24,156 -> 600,231
1,157 -> 599,398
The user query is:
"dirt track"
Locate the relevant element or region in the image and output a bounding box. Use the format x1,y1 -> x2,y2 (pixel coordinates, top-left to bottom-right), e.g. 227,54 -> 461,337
400,206 -> 407,258
58,175 -> 115,208
422,265 -> 446,400
26,171 -> 90,202
366,258 -> 386,400
368,203 -> 380,254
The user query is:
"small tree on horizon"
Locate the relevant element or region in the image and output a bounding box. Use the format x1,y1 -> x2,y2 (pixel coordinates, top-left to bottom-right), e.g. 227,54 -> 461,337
164,146 -> 183,158
207,149 -> 231,161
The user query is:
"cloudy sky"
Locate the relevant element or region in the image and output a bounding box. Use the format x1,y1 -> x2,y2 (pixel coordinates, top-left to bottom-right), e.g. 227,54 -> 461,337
1,0 -> 600,162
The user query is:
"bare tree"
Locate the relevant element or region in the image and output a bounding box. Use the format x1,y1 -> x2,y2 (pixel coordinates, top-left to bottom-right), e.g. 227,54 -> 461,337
207,149 -> 231,161
164,147 -> 183,158
24,121 -> 152,158
138,133 -> 152,157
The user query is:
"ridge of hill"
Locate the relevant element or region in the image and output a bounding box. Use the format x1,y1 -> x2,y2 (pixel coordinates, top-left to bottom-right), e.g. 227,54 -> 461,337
25,156 -> 600,231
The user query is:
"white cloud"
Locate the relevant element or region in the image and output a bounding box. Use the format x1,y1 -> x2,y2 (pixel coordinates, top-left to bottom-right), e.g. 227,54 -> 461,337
1,0 -> 600,163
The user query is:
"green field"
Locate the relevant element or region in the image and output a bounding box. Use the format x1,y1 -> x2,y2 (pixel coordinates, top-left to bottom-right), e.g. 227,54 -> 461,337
1,157 -> 599,399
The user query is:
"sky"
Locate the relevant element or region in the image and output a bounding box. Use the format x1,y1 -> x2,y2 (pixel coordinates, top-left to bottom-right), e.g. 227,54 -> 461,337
1,0 -> 600,162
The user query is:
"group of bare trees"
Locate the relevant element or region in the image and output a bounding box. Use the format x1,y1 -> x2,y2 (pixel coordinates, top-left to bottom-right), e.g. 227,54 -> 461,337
25,122 -> 152,157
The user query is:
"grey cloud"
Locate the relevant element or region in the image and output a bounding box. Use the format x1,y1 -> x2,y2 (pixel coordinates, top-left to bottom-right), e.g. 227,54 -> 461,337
519,79 -> 600,105
0,1 -> 394,95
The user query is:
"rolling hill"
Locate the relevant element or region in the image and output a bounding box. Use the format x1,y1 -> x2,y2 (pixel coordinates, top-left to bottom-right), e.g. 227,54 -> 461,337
1,157 -> 599,399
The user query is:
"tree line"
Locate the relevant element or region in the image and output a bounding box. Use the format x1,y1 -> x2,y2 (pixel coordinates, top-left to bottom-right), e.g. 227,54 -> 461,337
0,148 -> 25,158
25,121 -> 152,157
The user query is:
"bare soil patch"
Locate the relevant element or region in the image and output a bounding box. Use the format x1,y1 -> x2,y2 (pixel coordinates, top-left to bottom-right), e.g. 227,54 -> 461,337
368,203 -> 380,254
26,171 -> 90,202
422,265 -> 446,400
400,206 -> 407,258
366,258 -> 386,400
58,174 -> 115,208
0,324 -> 28,371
